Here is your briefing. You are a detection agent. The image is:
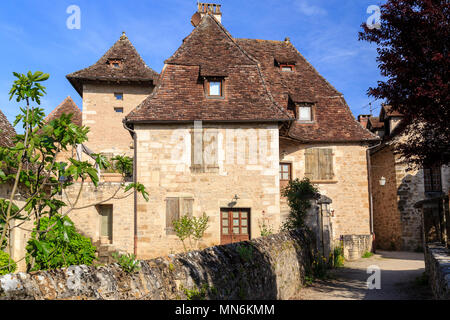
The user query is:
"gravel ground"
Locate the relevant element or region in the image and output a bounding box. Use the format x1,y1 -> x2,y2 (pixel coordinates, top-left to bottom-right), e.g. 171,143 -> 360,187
291,250 -> 432,300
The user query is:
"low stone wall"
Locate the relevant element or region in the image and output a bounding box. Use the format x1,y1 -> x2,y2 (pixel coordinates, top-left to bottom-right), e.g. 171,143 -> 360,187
425,243 -> 450,300
0,230 -> 312,300
341,235 -> 373,260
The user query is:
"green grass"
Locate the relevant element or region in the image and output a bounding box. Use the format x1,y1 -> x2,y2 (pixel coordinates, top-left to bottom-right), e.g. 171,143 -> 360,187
362,251 -> 374,258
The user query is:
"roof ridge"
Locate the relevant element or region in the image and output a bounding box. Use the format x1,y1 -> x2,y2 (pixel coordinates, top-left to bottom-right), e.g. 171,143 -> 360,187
45,96 -> 81,123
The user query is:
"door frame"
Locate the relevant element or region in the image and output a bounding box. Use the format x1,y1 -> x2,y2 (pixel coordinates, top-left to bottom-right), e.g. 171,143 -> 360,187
220,208 -> 251,245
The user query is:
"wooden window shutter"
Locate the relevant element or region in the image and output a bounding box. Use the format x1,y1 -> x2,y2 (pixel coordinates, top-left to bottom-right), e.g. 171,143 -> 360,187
181,198 -> 194,217
166,198 -> 180,235
305,149 -> 319,180
319,149 -> 334,180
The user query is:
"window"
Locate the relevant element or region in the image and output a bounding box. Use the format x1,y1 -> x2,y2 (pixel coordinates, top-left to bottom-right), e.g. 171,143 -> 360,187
205,78 -> 224,97
165,197 -> 194,235
280,64 -> 294,72
114,107 -> 124,113
298,104 -> 313,122
108,59 -> 122,69
280,162 -> 292,190
98,204 -> 113,243
305,148 -> 334,181
114,93 -> 123,100
423,166 -> 442,192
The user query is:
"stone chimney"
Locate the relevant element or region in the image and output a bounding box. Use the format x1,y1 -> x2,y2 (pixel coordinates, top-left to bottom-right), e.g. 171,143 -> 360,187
191,3 -> 222,26
357,114 -> 371,129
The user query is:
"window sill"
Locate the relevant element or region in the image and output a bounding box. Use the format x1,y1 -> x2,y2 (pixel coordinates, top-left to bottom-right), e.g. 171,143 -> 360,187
206,96 -> 225,100
309,180 -> 338,184
297,120 -> 315,124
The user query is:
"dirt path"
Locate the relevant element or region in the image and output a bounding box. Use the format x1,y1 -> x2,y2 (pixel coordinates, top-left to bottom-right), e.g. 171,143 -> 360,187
292,251 -> 432,300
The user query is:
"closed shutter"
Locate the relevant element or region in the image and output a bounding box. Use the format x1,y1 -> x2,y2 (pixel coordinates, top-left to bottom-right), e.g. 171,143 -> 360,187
166,198 -> 180,235
305,149 -> 319,180
181,198 -> 194,217
305,148 -> 333,181
99,205 -> 113,241
319,149 -> 334,180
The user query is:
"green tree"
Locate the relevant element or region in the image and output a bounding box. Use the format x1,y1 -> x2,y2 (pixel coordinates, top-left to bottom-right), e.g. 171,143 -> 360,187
0,71 -> 149,273
281,178 -> 318,231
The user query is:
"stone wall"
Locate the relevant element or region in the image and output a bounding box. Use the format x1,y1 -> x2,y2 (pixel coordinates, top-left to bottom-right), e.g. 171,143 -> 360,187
134,123 -> 281,259
82,83 -> 154,157
0,230 -> 312,300
425,243 -> 450,300
371,144 -> 425,251
279,139 -> 372,240
341,235 -> 373,261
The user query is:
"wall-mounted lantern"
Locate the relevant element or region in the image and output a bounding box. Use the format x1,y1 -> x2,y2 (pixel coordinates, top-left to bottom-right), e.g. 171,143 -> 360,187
379,176 -> 386,186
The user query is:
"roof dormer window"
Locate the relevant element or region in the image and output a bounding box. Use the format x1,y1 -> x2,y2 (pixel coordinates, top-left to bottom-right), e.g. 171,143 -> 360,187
108,59 -> 123,69
205,78 -> 224,98
297,103 -> 314,122
280,64 -> 294,72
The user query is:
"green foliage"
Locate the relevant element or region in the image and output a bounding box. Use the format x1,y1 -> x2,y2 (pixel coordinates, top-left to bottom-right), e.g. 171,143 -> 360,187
0,251 -> 16,275
112,252 -> 141,274
0,70 -> 149,263
237,244 -> 253,263
281,178 -> 318,231
328,244 -> 345,268
182,283 -> 210,300
25,215 -> 96,271
311,254 -> 328,279
173,213 -> 210,252
258,215 -> 274,237
362,251 -> 374,259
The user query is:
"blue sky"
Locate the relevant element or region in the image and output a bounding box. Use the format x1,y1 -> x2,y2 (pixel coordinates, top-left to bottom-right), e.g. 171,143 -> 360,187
0,0 -> 385,128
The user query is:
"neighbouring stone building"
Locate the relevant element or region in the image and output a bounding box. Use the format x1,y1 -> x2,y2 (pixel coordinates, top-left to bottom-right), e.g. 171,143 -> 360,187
3,3 -> 380,266
359,106 -> 450,251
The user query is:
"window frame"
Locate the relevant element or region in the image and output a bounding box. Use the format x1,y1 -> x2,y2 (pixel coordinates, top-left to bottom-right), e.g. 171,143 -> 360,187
297,103 -> 314,122
279,162 -> 292,182
114,92 -> 124,101
114,107 -> 124,113
108,59 -> 123,69
205,78 -> 225,99
423,166 -> 442,193
280,64 -> 295,72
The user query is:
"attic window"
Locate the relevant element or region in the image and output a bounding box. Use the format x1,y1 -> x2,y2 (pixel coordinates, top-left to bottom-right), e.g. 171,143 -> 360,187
205,78 -> 224,98
297,103 -> 314,122
108,59 -> 122,69
114,93 -> 123,100
280,64 -> 294,72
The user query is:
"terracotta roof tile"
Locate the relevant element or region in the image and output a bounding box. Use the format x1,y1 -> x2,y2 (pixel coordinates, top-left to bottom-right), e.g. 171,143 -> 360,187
67,33 -> 159,96
236,39 -> 379,142
126,15 -> 291,123
45,96 -> 82,126
0,109 -> 16,147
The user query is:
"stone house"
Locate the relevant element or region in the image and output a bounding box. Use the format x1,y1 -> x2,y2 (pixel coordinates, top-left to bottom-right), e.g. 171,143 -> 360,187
359,105 -> 450,251
4,3 -> 379,265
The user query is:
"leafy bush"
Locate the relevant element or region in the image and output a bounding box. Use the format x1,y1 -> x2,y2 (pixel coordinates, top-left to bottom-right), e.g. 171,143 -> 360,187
362,251 -> 374,258
173,213 -> 209,251
112,252 -> 141,274
26,215 -> 96,271
331,246 -> 345,268
281,178 -> 318,231
0,251 -> 16,275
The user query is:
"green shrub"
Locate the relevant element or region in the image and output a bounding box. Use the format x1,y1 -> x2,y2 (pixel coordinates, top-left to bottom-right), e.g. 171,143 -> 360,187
331,246 -> 345,268
237,245 -> 253,263
112,252 -> 141,274
0,251 -> 16,275
362,251 -> 374,258
26,215 -> 97,271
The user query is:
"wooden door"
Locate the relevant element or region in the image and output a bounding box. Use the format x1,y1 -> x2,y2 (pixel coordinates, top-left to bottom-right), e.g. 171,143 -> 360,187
220,208 -> 250,244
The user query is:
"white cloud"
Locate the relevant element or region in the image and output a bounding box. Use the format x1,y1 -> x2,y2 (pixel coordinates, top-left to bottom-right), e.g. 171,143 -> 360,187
295,0 -> 327,16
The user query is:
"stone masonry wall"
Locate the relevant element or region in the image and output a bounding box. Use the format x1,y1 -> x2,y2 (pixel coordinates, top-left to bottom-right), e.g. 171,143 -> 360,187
82,83 -> 153,157
371,144 -> 425,251
134,123 -> 281,259
279,139 -> 371,240
0,230 -> 312,300
425,243 -> 450,300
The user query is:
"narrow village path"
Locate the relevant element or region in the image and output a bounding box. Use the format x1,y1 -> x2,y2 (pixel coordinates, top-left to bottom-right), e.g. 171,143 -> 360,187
292,251 -> 432,300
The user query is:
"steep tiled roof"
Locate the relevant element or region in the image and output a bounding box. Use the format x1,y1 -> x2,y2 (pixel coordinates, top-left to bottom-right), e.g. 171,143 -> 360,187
368,117 -> 384,129
67,33 -> 159,97
379,105 -> 403,121
236,39 -> 378,143
126,15 -> 291,123
0,109 -> 16,147
45,96 -> 82,126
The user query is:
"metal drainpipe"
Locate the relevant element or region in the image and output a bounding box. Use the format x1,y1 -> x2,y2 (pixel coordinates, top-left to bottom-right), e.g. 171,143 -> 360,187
366,141 -> 382,248
123,120 -> 138,256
